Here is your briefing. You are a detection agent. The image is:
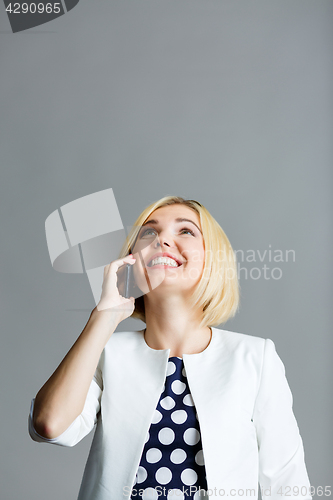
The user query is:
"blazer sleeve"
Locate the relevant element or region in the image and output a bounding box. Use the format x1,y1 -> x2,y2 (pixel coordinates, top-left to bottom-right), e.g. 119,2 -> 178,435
28,355 -> 103,448
252,338 -> 312,500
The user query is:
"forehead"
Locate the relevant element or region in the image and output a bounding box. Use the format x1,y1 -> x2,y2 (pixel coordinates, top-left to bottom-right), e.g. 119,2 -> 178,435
148,204 -> 201,227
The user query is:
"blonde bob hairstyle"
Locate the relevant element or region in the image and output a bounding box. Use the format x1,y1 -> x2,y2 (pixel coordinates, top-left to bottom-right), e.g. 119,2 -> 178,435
119,196 -> 240,328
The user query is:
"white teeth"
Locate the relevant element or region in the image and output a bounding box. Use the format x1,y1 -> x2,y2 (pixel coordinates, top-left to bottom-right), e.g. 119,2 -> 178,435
149,257 -> 179,267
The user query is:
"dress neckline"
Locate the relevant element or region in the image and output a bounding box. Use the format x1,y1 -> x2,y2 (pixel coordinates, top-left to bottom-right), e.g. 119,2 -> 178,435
140,327 -> 215,358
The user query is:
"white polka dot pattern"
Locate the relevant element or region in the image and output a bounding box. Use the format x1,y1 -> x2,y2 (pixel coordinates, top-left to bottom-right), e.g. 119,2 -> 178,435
170,448 -> 187,464
171,409 -> 188,424
183,394 -> 194,406
181,468 -> 198,486
171,380 -> 186,395
152,409 -> 163,424
136,466 -> 147,483
155,466 -> 172,484
167,361 -> 176,376
160,396 -> 176,410
146,448 -> 162,464
131,357 -> 207,500
183,428 -> 200,446
158,427 -> 175,445
195,450 -> 205,466
142,487 -> 158,500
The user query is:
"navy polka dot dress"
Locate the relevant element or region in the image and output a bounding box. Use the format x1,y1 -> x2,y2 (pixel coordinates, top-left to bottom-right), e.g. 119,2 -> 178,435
131,357 -> 208,500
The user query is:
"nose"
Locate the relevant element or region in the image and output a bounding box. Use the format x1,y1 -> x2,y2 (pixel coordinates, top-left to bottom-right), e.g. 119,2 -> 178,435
154,231 -> 173,248
155,240 -> 170,248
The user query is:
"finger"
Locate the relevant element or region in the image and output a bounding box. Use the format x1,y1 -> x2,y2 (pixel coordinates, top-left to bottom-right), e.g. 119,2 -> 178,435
103,264 -> 110,277
117,294 -> 135,304
107,255 -> 136,274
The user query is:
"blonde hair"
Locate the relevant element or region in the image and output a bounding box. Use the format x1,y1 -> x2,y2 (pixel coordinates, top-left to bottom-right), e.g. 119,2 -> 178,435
119,196 -> 240,328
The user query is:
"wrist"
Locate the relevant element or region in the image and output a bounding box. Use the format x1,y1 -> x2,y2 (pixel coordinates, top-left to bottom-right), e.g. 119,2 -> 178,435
88,306 -> 123,336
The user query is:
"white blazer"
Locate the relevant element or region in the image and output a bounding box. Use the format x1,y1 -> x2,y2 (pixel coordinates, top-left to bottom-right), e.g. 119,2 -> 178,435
29,327 -> 312,500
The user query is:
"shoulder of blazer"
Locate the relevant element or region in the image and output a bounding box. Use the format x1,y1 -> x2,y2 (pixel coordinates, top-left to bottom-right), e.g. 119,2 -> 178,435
212,326 -> 266,355
105,329 -> 147,353
108,329 -> 145,343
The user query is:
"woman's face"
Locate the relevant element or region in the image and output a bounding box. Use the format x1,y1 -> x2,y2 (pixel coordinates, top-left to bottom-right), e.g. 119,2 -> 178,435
131,204 -> 205,296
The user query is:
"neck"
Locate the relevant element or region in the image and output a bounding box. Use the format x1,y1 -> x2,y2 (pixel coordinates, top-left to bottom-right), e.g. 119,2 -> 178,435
143,293 -> 212,357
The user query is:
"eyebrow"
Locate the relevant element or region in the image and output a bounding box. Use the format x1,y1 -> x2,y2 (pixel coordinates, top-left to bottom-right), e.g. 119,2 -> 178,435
142,218 -> 202,234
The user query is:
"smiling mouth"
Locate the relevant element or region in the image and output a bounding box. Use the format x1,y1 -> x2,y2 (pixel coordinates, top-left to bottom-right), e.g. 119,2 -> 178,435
147,257 -> 181,268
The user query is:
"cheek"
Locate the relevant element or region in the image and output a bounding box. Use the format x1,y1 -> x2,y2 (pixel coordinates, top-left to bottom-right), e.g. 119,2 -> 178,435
181,247 -> 205,276
133,241 -> 155,261
132,254 -> 146,281
190,248 -> 205,266
192,247 -> 205,276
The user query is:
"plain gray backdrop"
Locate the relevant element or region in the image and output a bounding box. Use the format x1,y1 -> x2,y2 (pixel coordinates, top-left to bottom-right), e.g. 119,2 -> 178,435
0,1 -> 332,498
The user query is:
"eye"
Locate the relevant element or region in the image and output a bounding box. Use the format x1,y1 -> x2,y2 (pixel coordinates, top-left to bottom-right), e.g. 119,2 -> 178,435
180,227 -> 195,236
139,226 -> 196,238
140,227 -> 157,238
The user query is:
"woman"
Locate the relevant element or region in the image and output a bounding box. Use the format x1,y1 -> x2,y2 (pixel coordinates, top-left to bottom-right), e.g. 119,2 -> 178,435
29,196 -> 311,500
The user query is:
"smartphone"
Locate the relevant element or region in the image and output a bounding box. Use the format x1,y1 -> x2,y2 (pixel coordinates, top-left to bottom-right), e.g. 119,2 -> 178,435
117,261 -> 134,299
124,263 -> 131,299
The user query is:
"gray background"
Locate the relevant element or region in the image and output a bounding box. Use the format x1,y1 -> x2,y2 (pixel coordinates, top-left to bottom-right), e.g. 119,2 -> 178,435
0,1 -> 332,498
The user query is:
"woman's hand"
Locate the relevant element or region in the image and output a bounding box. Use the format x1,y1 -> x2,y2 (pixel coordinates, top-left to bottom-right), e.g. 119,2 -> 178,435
97,255 -> 136,323
32,254 -> 137,440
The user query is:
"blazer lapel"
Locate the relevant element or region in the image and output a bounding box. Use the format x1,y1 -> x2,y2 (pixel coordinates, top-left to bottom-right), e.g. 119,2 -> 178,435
101,330 -> 171,493
183,328 -> 251,487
